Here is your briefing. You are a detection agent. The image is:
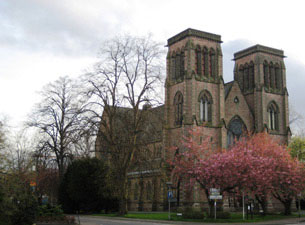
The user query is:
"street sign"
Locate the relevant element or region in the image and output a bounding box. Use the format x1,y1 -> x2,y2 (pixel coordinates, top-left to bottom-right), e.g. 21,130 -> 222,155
168,191 -> 173,199
209,195 -> 222,200
210,188 -> 220,196
210,188 -> 221,200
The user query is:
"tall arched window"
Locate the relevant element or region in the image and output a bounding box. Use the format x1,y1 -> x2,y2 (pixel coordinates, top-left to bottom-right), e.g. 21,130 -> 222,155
227,116 -> 247,147
275,63 -> 281,90
171,52 -> 176,81
249,61 -> 254,90
244,63 -> 249,90
264,61 -> 269,88
239,65 -> 244,91
269,62 -> 275,89
146,181 -> 152,201
179,50 -> 185,80
210,48 -> 216,77
174,92 -> 183,126
203,47 -> 209,77
267,102 -> 279,131
198,90 -> 213,122
134,182 -> 139,200
196,46 -> 202,75
175,52 -> 181,80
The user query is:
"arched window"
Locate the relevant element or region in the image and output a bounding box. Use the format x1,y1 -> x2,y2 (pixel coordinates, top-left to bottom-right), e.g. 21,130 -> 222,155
264,61 -> 269,88
198,90 -> 213,122
267,102 -> 279,131
249,61 -> 254,90
146,181 -> 152,201
210,48 -> 216,77
174,92 -> 183,126
239,65 -> 244,91
179,50 -> 185,80
196,46 -> 202,75
269,62 -> 275,89
134,182 -> 139,200
227,116 -> 247,147
171,52 -> 176,81
244,63 -> 249,90
275,63 -> 281,90
175,52 -> 181,80
203,47 -> 209,76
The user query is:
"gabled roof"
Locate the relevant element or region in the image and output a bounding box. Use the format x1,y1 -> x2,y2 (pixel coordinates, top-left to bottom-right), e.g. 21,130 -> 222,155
101,105 -> 164,144
224,81 -> 234,99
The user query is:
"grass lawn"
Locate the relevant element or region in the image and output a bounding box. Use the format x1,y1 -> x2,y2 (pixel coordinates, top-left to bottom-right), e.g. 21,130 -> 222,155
92,212 -> 304,223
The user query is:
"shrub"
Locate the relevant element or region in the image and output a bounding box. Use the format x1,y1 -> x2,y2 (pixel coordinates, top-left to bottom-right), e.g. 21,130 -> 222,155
36,204 -> 64,222
208,211 -> 231,219
59,158 -> 118,214
182,207 -> 205,219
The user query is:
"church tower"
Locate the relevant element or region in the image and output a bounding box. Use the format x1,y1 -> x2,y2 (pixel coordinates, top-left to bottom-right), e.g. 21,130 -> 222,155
233,45 -> 290,143
163,28 -> 226,206
164,28 -> 225,151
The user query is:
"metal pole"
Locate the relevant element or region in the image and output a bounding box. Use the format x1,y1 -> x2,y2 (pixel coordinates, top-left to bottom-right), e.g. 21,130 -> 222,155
168,198 -> 171,220
243,191 -> 245,220
214,200 -> 217,220
299,196 -> 301,221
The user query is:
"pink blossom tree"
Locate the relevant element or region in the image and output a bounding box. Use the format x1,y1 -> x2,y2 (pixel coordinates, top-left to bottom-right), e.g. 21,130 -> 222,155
169,130 -> 305,215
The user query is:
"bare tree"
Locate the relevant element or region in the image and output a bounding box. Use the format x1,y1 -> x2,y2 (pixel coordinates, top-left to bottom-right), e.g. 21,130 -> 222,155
28,76 -> 86,178
84,35 -> 165,214
289,102 -> 305,136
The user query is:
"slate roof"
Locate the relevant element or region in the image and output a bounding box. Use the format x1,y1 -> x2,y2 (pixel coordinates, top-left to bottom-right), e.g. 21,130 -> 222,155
224,81 -> 234,99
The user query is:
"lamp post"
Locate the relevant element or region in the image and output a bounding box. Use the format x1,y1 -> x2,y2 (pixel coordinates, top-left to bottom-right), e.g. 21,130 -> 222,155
166,182 -> 173,220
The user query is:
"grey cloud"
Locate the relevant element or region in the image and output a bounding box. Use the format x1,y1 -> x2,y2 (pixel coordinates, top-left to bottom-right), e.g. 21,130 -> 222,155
222,39 -> 254,82
0,0 -> 130,56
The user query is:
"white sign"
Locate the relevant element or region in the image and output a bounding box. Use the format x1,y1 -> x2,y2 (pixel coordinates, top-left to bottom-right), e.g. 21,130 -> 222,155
210,188 -> 220,196
209,195 -> 222,200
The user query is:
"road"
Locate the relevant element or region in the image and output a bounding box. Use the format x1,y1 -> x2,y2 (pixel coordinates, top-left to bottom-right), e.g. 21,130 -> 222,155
78,216 -> 174,225
78,215 -> 305,225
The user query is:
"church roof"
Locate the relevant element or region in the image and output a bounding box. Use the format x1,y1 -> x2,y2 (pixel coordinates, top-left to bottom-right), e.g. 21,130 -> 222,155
103,105 -> 164,144
224,81 -> 234,99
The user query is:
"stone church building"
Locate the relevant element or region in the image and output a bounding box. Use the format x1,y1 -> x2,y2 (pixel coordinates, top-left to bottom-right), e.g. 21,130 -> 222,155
96,28 -> 291,211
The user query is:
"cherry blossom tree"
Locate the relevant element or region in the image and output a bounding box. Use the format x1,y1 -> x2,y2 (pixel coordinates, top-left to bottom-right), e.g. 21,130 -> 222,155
169,130 -> 305,215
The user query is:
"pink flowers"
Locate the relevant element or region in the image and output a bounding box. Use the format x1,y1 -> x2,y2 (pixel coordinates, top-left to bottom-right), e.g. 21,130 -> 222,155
169,130 -> 305,214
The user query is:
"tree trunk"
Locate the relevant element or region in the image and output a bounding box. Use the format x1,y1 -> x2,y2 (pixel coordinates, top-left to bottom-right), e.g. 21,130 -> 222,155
118,178 -> 128,215
255,194 -> 268,215
138,178 -> 144,211
272,192 -> 293,215
283,199 -> 292,215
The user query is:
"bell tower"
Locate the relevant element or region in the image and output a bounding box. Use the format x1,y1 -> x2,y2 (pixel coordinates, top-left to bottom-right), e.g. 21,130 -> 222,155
164,28 -> 226,154
163,28 -> 226,208
233,45 -> 290,143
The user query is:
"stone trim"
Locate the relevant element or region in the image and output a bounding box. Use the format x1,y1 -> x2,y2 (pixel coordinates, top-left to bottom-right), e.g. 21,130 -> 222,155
167,28 -> 222,46
234,44 -> 285,60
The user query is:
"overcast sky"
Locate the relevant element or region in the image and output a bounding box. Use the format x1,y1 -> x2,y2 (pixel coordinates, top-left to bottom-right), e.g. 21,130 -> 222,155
1,0 -> 305,133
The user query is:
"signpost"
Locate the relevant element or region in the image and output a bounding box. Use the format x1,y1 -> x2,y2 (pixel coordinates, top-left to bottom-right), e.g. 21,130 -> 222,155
166,182 -> 173,220
168,190 -> 173,220
209,188 -> 222,219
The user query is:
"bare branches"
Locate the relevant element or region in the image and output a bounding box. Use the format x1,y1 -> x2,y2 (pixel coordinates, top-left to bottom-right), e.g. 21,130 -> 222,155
28,76 -> 87,177
83,34 -> 165,214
